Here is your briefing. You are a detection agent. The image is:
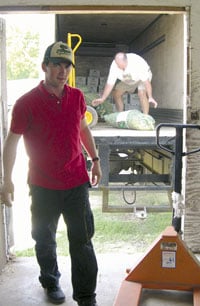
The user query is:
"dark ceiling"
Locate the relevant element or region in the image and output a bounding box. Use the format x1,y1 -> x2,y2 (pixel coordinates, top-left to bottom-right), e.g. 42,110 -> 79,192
56,13 -> 160,47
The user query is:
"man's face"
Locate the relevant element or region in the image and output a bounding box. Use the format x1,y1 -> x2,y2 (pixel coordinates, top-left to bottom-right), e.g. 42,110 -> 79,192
115,56 -> 127,70
42,61 -> 72,87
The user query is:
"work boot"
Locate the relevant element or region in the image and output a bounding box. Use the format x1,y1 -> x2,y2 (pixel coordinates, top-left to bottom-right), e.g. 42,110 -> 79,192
77,299 -> 98,306
46,285 -> 65,304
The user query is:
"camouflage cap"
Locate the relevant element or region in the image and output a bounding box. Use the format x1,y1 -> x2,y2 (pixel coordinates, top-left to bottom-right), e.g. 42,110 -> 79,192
43,41 -> 75,67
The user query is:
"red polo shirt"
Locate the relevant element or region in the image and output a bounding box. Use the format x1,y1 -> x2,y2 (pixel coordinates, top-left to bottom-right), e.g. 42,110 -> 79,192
10,81 -> 90,189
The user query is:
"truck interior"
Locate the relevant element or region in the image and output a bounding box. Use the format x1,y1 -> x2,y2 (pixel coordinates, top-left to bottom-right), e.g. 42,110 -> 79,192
54,9 -> 187,212
55,9 -> 187,122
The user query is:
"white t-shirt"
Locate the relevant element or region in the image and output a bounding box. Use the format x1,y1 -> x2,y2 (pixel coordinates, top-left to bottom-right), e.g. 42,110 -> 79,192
107,53 -> 151,86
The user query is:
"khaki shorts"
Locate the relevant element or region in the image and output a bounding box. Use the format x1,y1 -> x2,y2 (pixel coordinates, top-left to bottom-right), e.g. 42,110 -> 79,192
114,70 -> 152,93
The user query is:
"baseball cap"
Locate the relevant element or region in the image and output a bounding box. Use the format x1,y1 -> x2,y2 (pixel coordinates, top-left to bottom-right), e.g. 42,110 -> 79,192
43,41 -> 75,67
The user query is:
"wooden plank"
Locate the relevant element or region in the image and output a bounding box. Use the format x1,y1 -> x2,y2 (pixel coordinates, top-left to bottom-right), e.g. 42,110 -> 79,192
92,123 -> 176,138
113,281 -> 142,306
184,128 -> 200,252
0,5 -> 187,13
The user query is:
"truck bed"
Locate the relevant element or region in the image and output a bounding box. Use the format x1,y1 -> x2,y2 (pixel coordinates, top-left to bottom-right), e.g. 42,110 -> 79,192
90,122 -> 177,212
92,122 -> 176,147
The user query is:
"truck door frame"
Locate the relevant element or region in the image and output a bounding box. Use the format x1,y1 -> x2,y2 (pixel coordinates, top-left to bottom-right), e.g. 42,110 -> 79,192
0,5 -> 189,269
0,17 -> 9,271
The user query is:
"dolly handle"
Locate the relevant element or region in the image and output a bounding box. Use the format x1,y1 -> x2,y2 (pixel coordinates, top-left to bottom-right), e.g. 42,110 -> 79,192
67,33 -> 82,87
156,123 -> 200,156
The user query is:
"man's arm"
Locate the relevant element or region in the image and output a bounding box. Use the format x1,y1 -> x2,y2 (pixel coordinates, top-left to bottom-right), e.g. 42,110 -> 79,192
144,79 -> 158,108
92,83 -> 114,107
92,60 -> 117,107
80,118 -> 102,186
1,131 -> 21,206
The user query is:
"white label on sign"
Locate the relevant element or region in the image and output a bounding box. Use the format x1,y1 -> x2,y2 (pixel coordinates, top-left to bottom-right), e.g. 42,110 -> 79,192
162,251 -> 176,268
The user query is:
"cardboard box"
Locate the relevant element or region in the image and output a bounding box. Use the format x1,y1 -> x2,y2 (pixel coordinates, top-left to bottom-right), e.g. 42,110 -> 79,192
128,93 -> 141,110
123,93 -> 129,105
87,76 -> 99,87
87,84 -> 98,92
76,76 -> 86,86
99,76 -> 107,85
98,84 -> 105,93
89,69 -> 101,78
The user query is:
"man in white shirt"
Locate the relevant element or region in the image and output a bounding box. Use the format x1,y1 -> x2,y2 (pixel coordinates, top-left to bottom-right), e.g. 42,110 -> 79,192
92,52 -> 158,114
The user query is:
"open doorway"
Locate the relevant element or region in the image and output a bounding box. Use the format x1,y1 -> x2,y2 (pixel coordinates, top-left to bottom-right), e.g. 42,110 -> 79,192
0,6 -> 188,259
0,14 -> 55,263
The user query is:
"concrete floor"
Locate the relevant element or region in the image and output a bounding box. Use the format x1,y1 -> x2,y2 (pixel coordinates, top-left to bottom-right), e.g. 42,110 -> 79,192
0,253 -> 194,306
0,141 -> 195,305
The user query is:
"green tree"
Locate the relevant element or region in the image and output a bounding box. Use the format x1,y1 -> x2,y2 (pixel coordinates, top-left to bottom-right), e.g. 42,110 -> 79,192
6,25 -> 39,80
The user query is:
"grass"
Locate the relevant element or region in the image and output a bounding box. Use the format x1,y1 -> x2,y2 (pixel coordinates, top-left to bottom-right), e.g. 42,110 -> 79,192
54,209 -> 171,256
93,210 -> 171,253
15,190 -> 172,257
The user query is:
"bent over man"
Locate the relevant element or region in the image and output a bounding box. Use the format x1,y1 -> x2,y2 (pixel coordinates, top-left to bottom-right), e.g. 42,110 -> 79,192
92,52 -> 158,114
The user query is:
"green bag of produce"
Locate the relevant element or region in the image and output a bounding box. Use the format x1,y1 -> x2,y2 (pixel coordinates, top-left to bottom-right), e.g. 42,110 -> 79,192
80,86 -> 113,118
104,110 -> 155,130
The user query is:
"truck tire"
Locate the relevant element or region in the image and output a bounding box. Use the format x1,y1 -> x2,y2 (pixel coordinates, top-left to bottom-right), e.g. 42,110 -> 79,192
85,105 -> 98,128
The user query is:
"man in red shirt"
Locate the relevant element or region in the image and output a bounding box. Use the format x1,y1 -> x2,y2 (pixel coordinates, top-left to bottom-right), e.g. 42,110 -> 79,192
1,41 -> 102,306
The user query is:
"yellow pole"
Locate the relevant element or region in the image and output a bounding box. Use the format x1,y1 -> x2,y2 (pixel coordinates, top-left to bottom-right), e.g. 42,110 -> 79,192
67,33 -> 82,87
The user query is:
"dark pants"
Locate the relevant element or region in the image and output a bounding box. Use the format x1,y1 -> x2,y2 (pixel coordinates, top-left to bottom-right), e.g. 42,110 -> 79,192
30,183 -> 98,303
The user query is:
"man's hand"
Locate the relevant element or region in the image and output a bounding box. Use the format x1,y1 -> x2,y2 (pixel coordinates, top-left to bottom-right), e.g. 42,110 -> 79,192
0,181 -> 14,207
90,162 -> 102,186
149,97 -> 158,108
91,98 -> 104,107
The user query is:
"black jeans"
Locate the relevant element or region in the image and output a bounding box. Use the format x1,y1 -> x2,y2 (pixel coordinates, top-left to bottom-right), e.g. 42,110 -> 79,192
30,182 -> 98,303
